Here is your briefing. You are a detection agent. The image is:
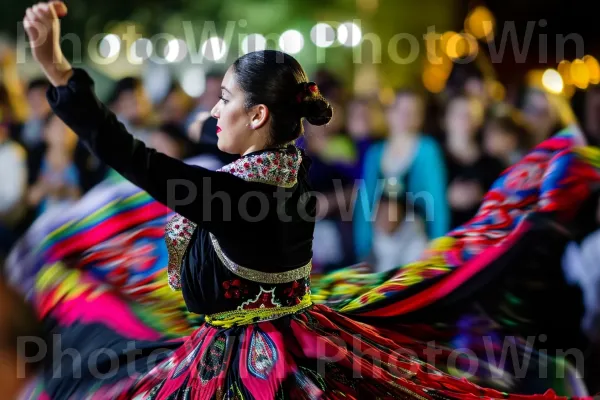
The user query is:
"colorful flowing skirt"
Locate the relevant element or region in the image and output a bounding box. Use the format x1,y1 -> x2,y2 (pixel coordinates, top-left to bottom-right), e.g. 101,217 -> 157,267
6,131 -> 600,399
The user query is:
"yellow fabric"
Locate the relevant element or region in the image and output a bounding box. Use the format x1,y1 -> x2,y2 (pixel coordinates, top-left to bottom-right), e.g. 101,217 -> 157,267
204,293 -> 313,328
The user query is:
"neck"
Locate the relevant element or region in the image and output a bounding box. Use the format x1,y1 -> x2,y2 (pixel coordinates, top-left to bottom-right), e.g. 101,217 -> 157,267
391,130 -> 418,139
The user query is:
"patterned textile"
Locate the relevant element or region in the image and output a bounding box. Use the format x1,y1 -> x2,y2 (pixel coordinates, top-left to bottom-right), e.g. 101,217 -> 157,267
7,131 -> 599,399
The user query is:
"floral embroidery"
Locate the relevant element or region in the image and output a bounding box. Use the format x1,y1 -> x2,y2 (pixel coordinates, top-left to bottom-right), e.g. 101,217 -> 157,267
283,280 -> 306,302
222,279 -> 249,299
217,146 -> 302,188
165,214 -> 197,291
247,328 -> 278,379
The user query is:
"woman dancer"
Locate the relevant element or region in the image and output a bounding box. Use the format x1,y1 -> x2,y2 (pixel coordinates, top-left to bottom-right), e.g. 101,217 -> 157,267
19,2 -> 598,399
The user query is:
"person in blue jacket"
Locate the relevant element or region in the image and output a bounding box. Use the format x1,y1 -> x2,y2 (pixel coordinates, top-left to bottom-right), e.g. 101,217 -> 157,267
354,89 -> 449,261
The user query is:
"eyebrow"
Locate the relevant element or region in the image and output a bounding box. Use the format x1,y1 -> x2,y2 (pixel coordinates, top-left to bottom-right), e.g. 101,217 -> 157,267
220,86 -> 231,94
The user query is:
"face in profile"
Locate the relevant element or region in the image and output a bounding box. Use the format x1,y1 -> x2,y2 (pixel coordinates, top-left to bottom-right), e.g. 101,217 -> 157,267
210,66 -> 260,155
386,93 -> 424,135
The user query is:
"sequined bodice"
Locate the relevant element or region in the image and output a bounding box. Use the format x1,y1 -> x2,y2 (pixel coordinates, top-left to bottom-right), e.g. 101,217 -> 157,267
164,146 -> 314,326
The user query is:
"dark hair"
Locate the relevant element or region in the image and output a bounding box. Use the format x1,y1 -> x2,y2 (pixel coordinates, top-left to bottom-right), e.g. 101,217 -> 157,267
232,50 -> 333,146
486,110 -> 532,149
27,78 -> 50,92
107,77 -> 142,106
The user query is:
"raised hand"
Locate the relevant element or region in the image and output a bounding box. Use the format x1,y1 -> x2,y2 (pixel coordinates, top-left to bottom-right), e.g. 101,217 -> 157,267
23,1 -> 72,86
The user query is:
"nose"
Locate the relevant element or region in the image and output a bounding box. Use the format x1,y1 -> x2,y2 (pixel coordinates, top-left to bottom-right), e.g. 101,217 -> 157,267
210,102 -> 220,119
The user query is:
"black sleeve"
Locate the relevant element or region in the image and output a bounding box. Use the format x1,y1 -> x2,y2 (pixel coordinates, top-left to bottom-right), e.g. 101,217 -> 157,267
46,68 -> 250,232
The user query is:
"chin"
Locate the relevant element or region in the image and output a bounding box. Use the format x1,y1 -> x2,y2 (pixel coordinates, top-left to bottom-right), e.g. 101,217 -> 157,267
216,139 -> 236,155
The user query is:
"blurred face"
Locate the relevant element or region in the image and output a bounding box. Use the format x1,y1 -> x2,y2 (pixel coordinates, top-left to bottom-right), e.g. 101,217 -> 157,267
160,91 -> 190,124
522,91 -> 556,138
27,87 -> 50,120
45,116 -> 76,149
464,77 -> 487,104
150,131 -> 184,159
483,125 -> 518,159
199,77 -> 223,108
210,67 -> 260,154
115,87 -> 150,124
347,101 -> 371,138
445,97 -> 483,140
387,94 -> 424,135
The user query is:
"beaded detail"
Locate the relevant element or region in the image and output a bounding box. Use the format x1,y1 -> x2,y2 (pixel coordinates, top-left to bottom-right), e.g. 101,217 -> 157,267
216,146 -> 302,188
247,328 -> 278,379
165,214 -> 197,290
205,293 -> 312,328
210,233 -> 312,284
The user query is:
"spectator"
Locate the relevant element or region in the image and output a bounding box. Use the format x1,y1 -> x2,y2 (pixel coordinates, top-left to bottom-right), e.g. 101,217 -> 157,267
300,101 -> 357,272
520,88 -> 562,145
354,89 -> 449,261
184,72 -> 223,131
157,84 -> 193,127
483,109 -> 530,167
443,94 -> 504,228
107,77 -> 152,143
369,187 -> 429,273
346,97 -> 380,179
27,114 -> 80,216
149,123 -> 193,160
20,78 -> 51,148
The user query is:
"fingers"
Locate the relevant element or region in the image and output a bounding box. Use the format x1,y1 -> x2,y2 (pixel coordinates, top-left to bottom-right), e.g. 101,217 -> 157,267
50,1 -> 68,18
23,7 -> 48,41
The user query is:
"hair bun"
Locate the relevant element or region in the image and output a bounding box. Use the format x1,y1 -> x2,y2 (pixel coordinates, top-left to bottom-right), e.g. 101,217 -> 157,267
297,82 -> 333,126
302,97 -> 333,126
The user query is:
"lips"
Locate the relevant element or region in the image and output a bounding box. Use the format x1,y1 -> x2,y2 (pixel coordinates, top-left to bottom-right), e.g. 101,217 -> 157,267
216,126 -> 222,134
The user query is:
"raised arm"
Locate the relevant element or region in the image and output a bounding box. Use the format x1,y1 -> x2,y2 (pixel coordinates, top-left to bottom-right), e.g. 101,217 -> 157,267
23,2 -> 248,229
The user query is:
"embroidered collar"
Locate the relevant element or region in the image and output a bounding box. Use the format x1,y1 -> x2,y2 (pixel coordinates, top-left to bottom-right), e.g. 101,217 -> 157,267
217,146 -> 302,188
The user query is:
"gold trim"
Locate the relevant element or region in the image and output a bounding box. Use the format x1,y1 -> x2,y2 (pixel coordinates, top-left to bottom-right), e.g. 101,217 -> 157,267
209,233 -> 312,284
205,294 -> 312,328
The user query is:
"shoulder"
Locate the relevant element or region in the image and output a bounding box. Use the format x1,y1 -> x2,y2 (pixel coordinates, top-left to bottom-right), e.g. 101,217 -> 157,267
417,135 -> 443,153
364,140 -> 385,160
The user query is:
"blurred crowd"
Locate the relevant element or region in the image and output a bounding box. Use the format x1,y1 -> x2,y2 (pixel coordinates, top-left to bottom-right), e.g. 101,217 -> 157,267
1,52 -> 599,281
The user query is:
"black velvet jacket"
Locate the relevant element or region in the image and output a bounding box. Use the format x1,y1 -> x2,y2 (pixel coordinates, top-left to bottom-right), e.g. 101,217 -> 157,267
47,68 -> 316,317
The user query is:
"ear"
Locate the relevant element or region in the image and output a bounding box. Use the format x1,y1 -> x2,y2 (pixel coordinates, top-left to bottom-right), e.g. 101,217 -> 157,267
248,104 -> 269,130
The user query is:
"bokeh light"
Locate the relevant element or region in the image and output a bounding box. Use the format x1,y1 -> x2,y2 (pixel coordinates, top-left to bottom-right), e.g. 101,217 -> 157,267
311,23 -> 336,48
279,30 -> 305,54
337,22 -> 362,47
542,68 -> 564,94
241,34 -> 267,54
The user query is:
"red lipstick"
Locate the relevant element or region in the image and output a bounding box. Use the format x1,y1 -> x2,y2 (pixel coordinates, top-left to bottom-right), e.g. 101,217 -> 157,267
216,126 -> 222,134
